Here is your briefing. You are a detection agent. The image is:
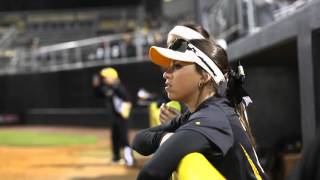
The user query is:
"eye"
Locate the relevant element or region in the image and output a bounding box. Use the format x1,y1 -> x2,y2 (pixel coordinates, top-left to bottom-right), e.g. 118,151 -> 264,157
173,63 -> 183,70
167,61 -> 186,72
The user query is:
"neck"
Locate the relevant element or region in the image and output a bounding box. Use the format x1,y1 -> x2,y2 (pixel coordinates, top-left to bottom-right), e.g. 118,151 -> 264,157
185,87 -> 215,113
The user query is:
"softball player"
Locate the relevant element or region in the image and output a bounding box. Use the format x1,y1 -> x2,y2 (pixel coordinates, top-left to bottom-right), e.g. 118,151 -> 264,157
93,67 -> 135,166
132,38 -> 267,179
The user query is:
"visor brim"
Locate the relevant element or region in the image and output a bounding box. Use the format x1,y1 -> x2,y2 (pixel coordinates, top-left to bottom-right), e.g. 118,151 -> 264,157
149,46 -> 196,68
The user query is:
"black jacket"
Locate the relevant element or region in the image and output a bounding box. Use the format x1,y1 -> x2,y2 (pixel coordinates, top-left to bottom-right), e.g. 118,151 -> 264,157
132,96 -> 268,180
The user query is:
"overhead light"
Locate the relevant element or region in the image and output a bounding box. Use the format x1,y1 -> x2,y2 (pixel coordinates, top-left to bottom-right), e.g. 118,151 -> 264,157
164,0 -> 172,2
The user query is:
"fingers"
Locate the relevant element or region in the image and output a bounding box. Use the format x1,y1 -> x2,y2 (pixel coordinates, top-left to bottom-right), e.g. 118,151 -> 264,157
162,104 -> 180,117
159,104 -> 169,124
159,113 -> 169,124
166,106 -> 180,115
159,104 -> 170,124
92,75 -> 100,86
159,103 -> 180,124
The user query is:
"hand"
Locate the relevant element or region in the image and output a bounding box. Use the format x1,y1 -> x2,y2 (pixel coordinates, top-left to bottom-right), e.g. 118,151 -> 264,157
92,75 -> 100,87
159,103 -> 181,124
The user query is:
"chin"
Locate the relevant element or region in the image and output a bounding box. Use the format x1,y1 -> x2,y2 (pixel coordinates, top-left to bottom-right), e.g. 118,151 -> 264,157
167,93 -> 174,100
167,93 -> 179,101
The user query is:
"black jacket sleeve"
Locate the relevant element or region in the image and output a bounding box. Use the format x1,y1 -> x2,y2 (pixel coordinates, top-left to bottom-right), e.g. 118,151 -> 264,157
132,118 -> 179,156
136,130 -> 213,180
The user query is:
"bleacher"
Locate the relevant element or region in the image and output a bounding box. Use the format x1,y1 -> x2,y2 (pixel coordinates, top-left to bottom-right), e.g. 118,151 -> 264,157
0,6 -> 161,75
0,6 -> 143,47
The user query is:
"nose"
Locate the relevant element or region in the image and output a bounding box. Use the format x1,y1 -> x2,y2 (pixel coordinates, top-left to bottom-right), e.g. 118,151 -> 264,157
163,71 -> 168,79
163,70 -> 172,80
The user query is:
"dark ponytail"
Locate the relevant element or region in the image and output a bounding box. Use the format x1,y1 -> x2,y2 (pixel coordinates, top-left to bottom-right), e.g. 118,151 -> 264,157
190,39 -> 256,146
227,64 -> 256,146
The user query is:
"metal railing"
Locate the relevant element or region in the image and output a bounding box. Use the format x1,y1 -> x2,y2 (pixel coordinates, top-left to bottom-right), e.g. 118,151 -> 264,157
0,26 -> 18,49
0,29 -> 167,75
201,0 -> 312,41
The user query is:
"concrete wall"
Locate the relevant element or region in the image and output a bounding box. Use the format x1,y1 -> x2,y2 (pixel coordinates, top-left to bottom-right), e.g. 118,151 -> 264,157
232,39 -> 301,148
227,0 -> 320,148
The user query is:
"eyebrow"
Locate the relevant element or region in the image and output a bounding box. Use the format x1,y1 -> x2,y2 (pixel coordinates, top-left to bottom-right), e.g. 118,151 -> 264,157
173,61 -> 185,65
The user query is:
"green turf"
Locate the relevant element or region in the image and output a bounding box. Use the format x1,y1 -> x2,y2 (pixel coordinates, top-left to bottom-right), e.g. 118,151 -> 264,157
0,130 -> 97,146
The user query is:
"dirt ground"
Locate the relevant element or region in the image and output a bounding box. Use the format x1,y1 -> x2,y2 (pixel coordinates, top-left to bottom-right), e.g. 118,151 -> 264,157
0,125 -> 147,180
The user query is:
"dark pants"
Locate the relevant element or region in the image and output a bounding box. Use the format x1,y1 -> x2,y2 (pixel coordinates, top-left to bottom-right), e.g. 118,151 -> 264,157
111,115 -> 129,161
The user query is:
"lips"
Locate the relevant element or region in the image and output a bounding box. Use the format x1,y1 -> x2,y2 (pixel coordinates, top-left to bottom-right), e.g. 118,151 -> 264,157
165,81 -> 172,91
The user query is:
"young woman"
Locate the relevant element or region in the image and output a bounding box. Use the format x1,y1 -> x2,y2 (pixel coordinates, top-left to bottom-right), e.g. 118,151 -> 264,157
159,23 -> 211,124
132,38 -> 268,179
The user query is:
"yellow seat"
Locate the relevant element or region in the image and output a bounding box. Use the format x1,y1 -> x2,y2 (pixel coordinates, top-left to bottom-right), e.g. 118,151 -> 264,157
173,152 -> 226,180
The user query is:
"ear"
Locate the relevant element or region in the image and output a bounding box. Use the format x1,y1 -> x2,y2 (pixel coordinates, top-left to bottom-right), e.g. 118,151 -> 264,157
200,71 -> 212,84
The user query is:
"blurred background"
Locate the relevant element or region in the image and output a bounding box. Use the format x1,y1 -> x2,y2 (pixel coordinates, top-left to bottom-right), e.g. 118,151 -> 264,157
0,0 -> 319,179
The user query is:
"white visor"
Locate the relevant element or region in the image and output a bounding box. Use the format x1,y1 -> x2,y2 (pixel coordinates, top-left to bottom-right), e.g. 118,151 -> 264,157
168,25 -> 205,40
149,41 -> 225,84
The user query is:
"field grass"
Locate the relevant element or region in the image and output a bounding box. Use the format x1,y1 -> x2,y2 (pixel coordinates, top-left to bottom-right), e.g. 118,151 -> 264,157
0,130 -> 97,146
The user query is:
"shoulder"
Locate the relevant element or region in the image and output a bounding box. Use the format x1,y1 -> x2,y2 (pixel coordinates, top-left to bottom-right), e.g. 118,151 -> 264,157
177,103 -> 235,155
190,102 -> 231,128
114,83 -> 130,97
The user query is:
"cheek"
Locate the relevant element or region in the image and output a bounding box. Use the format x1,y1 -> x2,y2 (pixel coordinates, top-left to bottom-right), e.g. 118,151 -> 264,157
171,70 -> 199,94
169,81 -> 197,101
183,79 -> 199,95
